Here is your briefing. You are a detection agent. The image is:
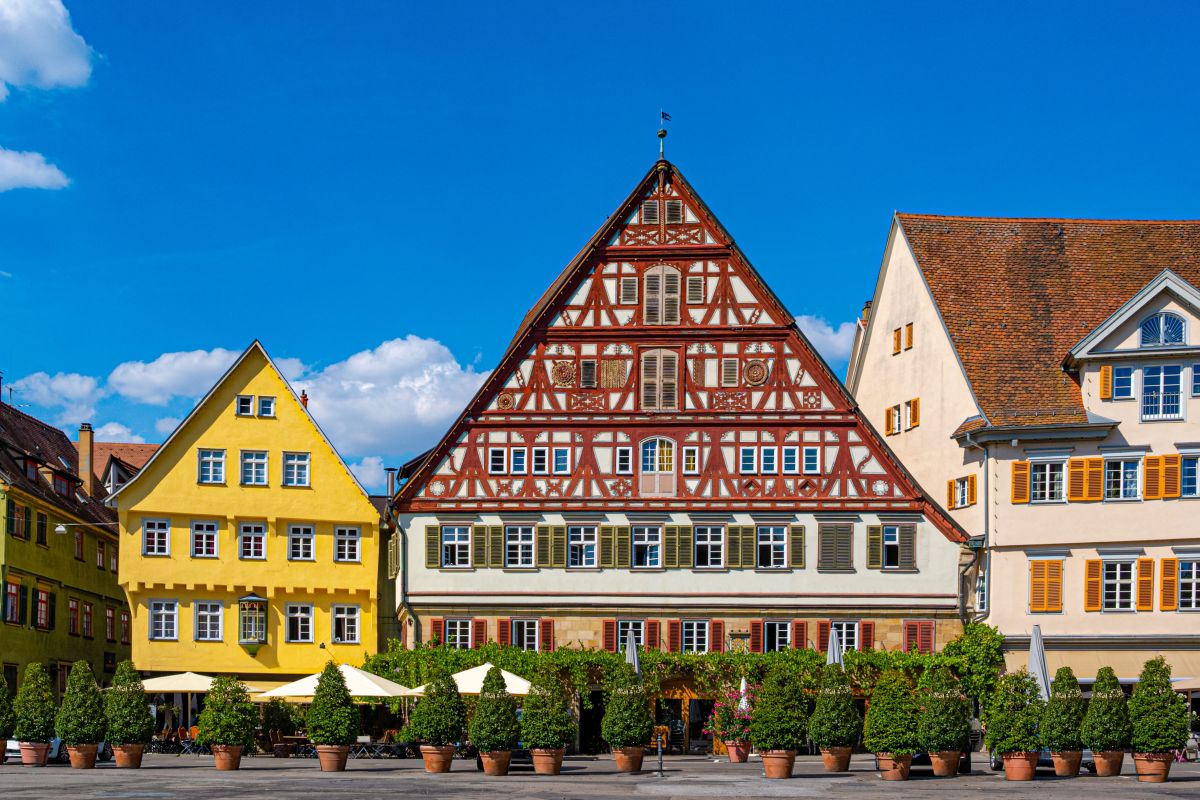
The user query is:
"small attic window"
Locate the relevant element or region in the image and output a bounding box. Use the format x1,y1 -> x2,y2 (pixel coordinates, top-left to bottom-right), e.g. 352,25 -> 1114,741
665,199 -> 684,224
24,460 -> 38,480
1140,312 -> 1185,347
236,395 -> 254,416
640,200 -> 659,225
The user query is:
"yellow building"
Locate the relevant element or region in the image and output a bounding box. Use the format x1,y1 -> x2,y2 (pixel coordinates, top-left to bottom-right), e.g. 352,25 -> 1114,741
112,341 -> 381,688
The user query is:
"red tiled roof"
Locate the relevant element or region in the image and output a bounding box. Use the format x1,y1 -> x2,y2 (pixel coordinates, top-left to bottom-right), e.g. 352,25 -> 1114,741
91,442 -> 159,471
897,214 -> 1200,427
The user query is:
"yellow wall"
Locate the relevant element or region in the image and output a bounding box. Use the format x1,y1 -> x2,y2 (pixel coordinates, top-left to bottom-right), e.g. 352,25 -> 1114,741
115,343 -> 380,678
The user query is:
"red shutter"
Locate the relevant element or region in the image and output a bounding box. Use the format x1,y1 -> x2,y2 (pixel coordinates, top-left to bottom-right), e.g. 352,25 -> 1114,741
472,618 -> 486,649
646,619 -> 661,650
902,621 -> 916,653
817,620 -> 831,652
497,618 -> 511,647
749,620 -> 764,653
539,618 -> 555,652
917,621 -> 935,655
791,621 -> 807,649
710,620 -> 725,653
429,618 -> 444,646
859,621 -> 875,651
602,619 -> 618,653
667,619 -> 682,653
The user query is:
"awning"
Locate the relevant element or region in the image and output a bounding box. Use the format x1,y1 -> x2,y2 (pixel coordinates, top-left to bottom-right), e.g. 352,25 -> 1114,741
257,664 -> 410,699
141,672 -> 264,693
403,663 -> 531,696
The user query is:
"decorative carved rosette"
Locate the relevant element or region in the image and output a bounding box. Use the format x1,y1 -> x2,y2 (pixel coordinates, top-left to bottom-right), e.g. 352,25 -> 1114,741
744,359 -> 768,386
551,360 -> 576,386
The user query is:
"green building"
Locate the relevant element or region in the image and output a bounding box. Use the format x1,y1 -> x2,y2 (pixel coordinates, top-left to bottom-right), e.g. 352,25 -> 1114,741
1,406 -> 131,694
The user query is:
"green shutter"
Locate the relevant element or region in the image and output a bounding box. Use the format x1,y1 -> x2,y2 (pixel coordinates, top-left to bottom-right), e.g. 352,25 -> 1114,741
425,525 -> 440,568
899,525 -> 916,569
677,526 -> 694,568
789,525 -> 805,569
551,526 -> 567,568
866,525 -> 883,570
600,526 -> 616,568
3,498 -> 12,536
23,506 -> 31,538
472,526 -> 488,567
664,526 -> 678,568
817,525 -> 833,570
726,527 -> 742,568
740,526 -> 755,570
488,526 -> 504,568
616,526 -> 631,569
47,592 -> 56,631
836,525 -> 853,570
18,585 -> 29,626
536,525 -> 552,567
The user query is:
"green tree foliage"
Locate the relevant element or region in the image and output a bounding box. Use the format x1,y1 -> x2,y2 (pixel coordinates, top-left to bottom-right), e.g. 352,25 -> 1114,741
54,661 -> 106,745
1128,656 -> 1190,754
0,672 -> 15,739
938,623 -> 1005,709
1080,667 -> 1131,752
863,669 -> 919,756
306,662 -> 360,746
748,668 -> 808,751
520,667 -> 576,749
601,665 -> 654,749
104,661 -> 154,746
409,668 -> 466,746
261,698 -> 303,738
917,666 -> 969,753
808,663 -> 861,749
469,666 -> 520,752
1040,666 -> 1084,752
195,676 -> 257,748
983,669 -> 1044,754
13,663 -> 57,743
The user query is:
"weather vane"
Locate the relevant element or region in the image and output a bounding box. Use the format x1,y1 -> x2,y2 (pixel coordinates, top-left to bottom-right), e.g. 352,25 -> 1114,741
658,110 -> 671,159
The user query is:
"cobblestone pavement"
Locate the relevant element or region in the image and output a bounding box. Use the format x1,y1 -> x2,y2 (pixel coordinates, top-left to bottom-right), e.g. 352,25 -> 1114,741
1,753 -> 1198,799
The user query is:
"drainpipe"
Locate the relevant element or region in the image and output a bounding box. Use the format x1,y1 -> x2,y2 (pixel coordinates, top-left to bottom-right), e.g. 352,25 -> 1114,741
961,432 -> 992,624
385,468 -> 420,646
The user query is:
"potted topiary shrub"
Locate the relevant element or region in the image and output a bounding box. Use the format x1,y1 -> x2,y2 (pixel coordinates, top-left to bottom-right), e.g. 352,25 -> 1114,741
1080,666 -> 1131,777
748,668 -> 808,779
863,669 -> 919,781
521,669 -> 577,775
808,663 -> 860,772
1041,666 -> 1085,777
195,676 -> 257,770
601,665 -> 654,773
55,661 -> 107,769
307,662 -> 360,772
703,686 -> 753,763
13,663 -> 57,766
0,672 -> 14,765
262,698 -> 302,757
983,669 -> 1044,781
469,666 -> 520,776
917,666 -> 969,777
409,669 -> 466,773
1128,656 -> 1190,783
104,661 -> 155,768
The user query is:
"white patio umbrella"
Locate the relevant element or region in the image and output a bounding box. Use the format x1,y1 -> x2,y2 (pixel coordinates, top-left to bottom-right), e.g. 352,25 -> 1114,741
403,663 -> 532,696
258,664 -> 410,699
825,628 -> 844,666
140,673 -> 264,729
1028,625 -> 1051,700
737,676 -> 749,711
625,631 -> 641,678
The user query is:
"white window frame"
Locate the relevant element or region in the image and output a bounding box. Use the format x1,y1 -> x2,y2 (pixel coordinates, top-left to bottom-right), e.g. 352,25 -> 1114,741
285,603 -> 313,643
1193,364 -> 1200,397
197,449 -> 225,484
149,600 -> 178,641
694,526 -> 724,569
568,525 -> 597,568
1102,560 -> 1135,611
441,525 -> 471,568
802,446 -> 821,475
258,396 -> 276,417
882,525 -> 901,569
505,525 -> 535,568
681,620 -> 709,653
190,521 -> 218,559
1030,460 -> 1066,503
682,445 -> 700,475
334,527 -> 361,563
1104,458 -> 1141,501
1179,560 -> 1200,610
830,620 -> 858,654
552,447 -> 571,475
531,447 -> 549,475
444,618 -> 472,649
510,447 -> 527,475
240,450 -> 268,486
288,524 -> 315,561
1140,312 -> 1186,347
239,522 -> 266,560
511,618 -> 539,651
194,601 -> 223,642
1113,365 -> 1135,400
331,604 -> 360,644
954,476 -> 972,508
142,518 -> 170,556
739,446 -> 757,474
764,620 -> 791,652
1142,364 -> 1184,421
282,452 -> 310,487
756,525 -> 787,569
760,446 -> 778,475
781,446 -> 799,474
615,446 -> 633,474
632,526 -> 662,569
488,447 -> 507,474
1183,455 -> 1199,498
235,395 -> 254,416
889,405 -> 902,435
617,619 -> 644,649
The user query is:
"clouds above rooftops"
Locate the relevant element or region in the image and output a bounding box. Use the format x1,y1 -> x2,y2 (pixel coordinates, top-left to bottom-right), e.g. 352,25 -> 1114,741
795,314 -> 857,368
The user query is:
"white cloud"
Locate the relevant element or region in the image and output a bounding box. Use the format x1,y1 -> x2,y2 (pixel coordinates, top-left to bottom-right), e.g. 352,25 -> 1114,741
795,314 -> 857,366
11,370 -> 103,423
0,270 -> 12,277
0,0 -> 92,100
93,421 -> 144,443
0,147 -> 68,191
154,416 -> 181,435
348,456 -> 385,492
107,348 -> 243,405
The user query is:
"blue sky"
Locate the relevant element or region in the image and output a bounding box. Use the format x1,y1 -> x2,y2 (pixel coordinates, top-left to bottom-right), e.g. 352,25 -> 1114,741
3,2 -> 1199,489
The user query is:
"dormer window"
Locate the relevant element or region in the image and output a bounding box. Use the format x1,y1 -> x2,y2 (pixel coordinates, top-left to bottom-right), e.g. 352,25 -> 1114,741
53,474 -> 71,496
1140,312 -> 1185,347
24,460 -> 38,481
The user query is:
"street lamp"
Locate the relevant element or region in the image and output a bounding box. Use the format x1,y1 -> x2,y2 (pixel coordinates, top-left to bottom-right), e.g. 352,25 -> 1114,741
54,521 -> 119,535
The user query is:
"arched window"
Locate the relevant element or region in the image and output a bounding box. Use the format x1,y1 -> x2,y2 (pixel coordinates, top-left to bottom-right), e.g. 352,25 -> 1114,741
639,437 -> 676,496
643,264 -> 680,325
1140,312 -> 1185,346
640,349 -> 679,410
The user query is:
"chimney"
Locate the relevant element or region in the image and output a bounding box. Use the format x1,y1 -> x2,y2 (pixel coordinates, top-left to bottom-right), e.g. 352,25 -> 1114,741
78,423 -> 94,496
300,390 -> 309,408
385,467 -> 397,497
861,299 -> 872,324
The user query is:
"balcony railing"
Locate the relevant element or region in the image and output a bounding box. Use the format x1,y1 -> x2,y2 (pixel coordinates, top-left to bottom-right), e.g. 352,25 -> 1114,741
1142,390 -> 1183,421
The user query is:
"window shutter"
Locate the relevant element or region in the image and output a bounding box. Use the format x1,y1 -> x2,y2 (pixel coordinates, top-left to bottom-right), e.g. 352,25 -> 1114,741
910,398 -> 920,427
665,199 -> 684,224
1163,454 -> 1182,498
667,619 -> 682,652
600,526 -> 616,568
710,620 -> 725,653
641,352 -> 659,409
721,358 -> 738,387
884,409 -> 895,436
644,271 -> 662,325
616,526 -> 631,569
47,592 -> 56,631
859,621 -> 875,650
1161,558 -> 1179,612
1137,558 -> 1155,611
1085,458 -> 1105,501
1144,456 -> 1164,500
817,620 -> 831,652
430,618 -> 444,645
646,620 -> 661,650
817,525 -> 833,570
619,276 -> 638,304
837,525 -> 852,569
663,270 -> 681,324
788,525 -> 805,569
967,475 -> 977,505
791,621 -> 807,649
551,526 -> 567,568
488,526 -> 504,568
866,525 -> 882,569
660,352 -> 678,409
497,619 -> 511,647
899,525 -> 916,569
740,527 -> 755,570
946,479 -> 956,510
602,619 -> 618,652
892,328 -> 902,354
426,525 -> 441,568
472,618 -> 486,648
641,199 -> 659,224
726,527 -> 742,568
1029,560 -> 1048,613
1084,560 -> 1103,612
1046,560 -> 1063,613
664,526 -> 679,568
1067,458 -> 1087,501
918,621 -> 935,654
536,525 -> 552,567
1099,365 -> 1113,400
472,525 -> 488,568
17,585 -> 28,626
904,322 -> 913,349
686,275 -> 705,304
749,620 -> 764,653
539,619 -> 555,652
677,527 -> 694,568
1011,461 -> 1030,503
902,621 -> 917,652
580,359 -> 597,388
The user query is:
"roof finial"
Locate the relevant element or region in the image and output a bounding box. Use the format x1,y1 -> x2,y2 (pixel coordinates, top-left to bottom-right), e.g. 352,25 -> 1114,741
658,110 -> 671,160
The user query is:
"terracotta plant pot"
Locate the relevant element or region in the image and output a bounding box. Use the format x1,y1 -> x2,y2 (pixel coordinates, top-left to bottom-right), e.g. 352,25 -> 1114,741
1094,750 -> 1124,777
820,745 -> 852,772
67,743 -> 98,769
612,745 -> 645,773
877,753 -> 912,781
272,743 -> 294,758
1001,751 -> 1038,781
530,747 -> 565,775
480,750 -> 512,776
761,749 -> 796,779
211,744 -> 243,771
316,745 -> 349,772
725,741 -> 751,763
1051,750 -> 1081,777
1132,753 -> 1172,783
420,744 -> 456,773
113,744 -> 145,769
929,750 -> 960,777
19,743 -> 50,767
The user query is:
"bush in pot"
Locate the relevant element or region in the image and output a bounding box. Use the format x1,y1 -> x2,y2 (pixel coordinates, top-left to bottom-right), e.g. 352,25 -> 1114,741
601,665 -> 654,773
195,676 -> 257,770
1041,666 -> 1084,777
521,668 -> 576,775
104,661 -> 155,768
703,686 -> 753,763
1080,666 -> 1131,777
307,662 -> 360,772
808,664 -> 860,772
1128,656 -> 1190,783
748,668 -> 808,779
55,661 -> 106,769
409,668 -> 466,773
863,669 -> 919,781
0,672 -> 14,765
13,663 -> 57,766
469,666 -> 520,776
983,669 -> 1044,781
917,666 -> 969,777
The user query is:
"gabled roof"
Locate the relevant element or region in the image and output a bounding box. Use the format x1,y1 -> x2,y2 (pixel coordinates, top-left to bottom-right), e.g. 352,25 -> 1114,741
1067,269 -> 1200,363
76,441 -> 159,488
897,214 -> 1200,427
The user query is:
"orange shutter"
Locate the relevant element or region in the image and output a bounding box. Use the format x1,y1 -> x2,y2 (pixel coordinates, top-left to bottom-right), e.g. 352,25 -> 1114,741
946,479 -> 956,510
1163,455 -> 1182,498
910,398 -> 920,427
749,620 -> 764,653
1011,461 -> 1031,503
967,474 -> 977,505
472,618 -> 487,648
667,619 -> 682,652
904,322 -> 913,350
1099,365 -> 1113,400
1144,456 -> 1164,500
893,328 -> 901,354
817,620 -> 831,652
1046,560 -> 1063,613
859,621 -> 875,650
1137,558 -> 1155,611
539,618 -> 555,652
1067,458 -> 1087,501
917,621 -> 935,654
884,409 -> 894,436
791,620 -> 807,649
1029,560 -> 1048,612
710,620 -> 725,653
602,619 -> 617,652
1161,559 -> 1179,612
1085,458 -> 1105,501
902,621 -> 917,652
1084,560 -> 1103,612
646,620 -> 661,650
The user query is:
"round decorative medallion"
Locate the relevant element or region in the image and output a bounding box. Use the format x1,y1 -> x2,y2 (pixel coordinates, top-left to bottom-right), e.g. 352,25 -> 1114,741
496,392 -> 515,411
744,359 -> 768,386
428,480 -> 446,496
872,480 -> 889,497
801,390 -> 821,408
551,360 -> 576,386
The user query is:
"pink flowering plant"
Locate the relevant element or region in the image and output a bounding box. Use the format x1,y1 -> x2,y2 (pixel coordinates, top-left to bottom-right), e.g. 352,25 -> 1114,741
703,687 -> 754,743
